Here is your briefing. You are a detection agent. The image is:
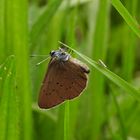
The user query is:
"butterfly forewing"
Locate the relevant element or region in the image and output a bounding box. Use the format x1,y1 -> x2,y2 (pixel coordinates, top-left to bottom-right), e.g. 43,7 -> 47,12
38,58 -> 89,109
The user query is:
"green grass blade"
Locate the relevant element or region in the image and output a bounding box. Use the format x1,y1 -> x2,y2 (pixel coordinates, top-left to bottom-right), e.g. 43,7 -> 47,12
122,0 -> 138,81
54,105 -> 65,140
30,0 -> 63,47
111,0 -> 140,38
11,0 -> 32,139
110,85 -> 127,140
63,6 -> 80,140
86,0 -> 110,139
84,55 -> 140,99
80,53 -> 140,100
0,0 -> 5,62
59,42 -> 140,101
122,25 -> 136,81
64,101 -> 70,140
0,56 -> 19,140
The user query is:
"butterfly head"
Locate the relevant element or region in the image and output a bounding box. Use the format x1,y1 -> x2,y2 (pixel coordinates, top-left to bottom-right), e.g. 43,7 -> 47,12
50,49 -> 70,61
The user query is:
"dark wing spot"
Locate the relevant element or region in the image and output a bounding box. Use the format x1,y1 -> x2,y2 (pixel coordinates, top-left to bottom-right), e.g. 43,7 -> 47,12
60,84 -> 63,87
56,82 -> 59,85
46,92 -> 51,95
80,66 -> 90,73
59,96 -> 65,100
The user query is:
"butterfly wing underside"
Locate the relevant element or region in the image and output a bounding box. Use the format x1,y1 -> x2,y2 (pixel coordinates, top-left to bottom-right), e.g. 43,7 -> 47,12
38,58 -> 89,109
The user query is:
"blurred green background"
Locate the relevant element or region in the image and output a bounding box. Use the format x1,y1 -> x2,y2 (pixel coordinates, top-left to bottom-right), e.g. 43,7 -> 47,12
0,0 -> 140,140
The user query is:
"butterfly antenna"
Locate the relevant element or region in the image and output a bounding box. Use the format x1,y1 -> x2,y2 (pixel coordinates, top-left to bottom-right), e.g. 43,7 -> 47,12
58,41 -> 70,48
58,41 -> 73,54
36,57 -> 50,66
30,54 -> 49,57
68,49 -> 73,55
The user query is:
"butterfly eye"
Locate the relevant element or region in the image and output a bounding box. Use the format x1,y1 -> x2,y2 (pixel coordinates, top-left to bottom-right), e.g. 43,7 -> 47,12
61,52 -> 66,55
50,51 -> 55,56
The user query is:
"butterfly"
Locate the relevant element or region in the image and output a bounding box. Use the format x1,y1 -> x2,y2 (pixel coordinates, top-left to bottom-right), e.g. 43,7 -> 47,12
38,47 -> 90,109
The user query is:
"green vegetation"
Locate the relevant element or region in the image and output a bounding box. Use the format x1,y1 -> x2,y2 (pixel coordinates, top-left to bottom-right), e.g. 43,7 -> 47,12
0,0 -> 140,140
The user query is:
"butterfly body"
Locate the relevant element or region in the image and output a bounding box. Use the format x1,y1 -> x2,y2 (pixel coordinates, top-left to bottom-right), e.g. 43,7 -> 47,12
38,48 -> 89,109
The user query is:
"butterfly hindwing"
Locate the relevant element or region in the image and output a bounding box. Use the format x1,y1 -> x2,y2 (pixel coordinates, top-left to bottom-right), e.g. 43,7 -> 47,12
58,59 -> 88,100
38,58 -> 89,109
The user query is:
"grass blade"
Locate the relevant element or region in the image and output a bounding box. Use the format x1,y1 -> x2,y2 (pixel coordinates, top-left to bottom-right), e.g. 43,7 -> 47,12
0,0 -> 5,62
30,0 -> 63,46
64,101 -> 69,140
11,0 -> 32,139
110,85 -> 127,140
59,42 -> 140,101
86,0 -> 110,139
111,0 -> 140,38
0,56 -> 19,140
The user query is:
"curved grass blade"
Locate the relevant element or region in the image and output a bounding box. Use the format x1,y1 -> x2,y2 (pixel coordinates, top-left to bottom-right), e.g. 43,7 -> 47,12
30,0 -> 63,47
59,42 -> 140,101
111,0 -> 140,38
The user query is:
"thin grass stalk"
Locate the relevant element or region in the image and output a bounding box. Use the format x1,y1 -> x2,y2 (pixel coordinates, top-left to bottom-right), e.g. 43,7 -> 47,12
54,105 -> 65,140
110,85 -> 127,140
64,101 -> 70,140
0,0 -> 5,62
10,0 -> 32,139
0,56 -> 19,140
122,0 -> 138,81
64,6 -> 80,140
88,0 -> 110,139
30,0 -> 63,47
111,0 -> 140,38
59,42 -> 140,101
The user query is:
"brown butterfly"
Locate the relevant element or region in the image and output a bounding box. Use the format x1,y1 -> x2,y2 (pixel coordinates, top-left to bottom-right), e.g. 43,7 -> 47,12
38,47 -> 90,109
